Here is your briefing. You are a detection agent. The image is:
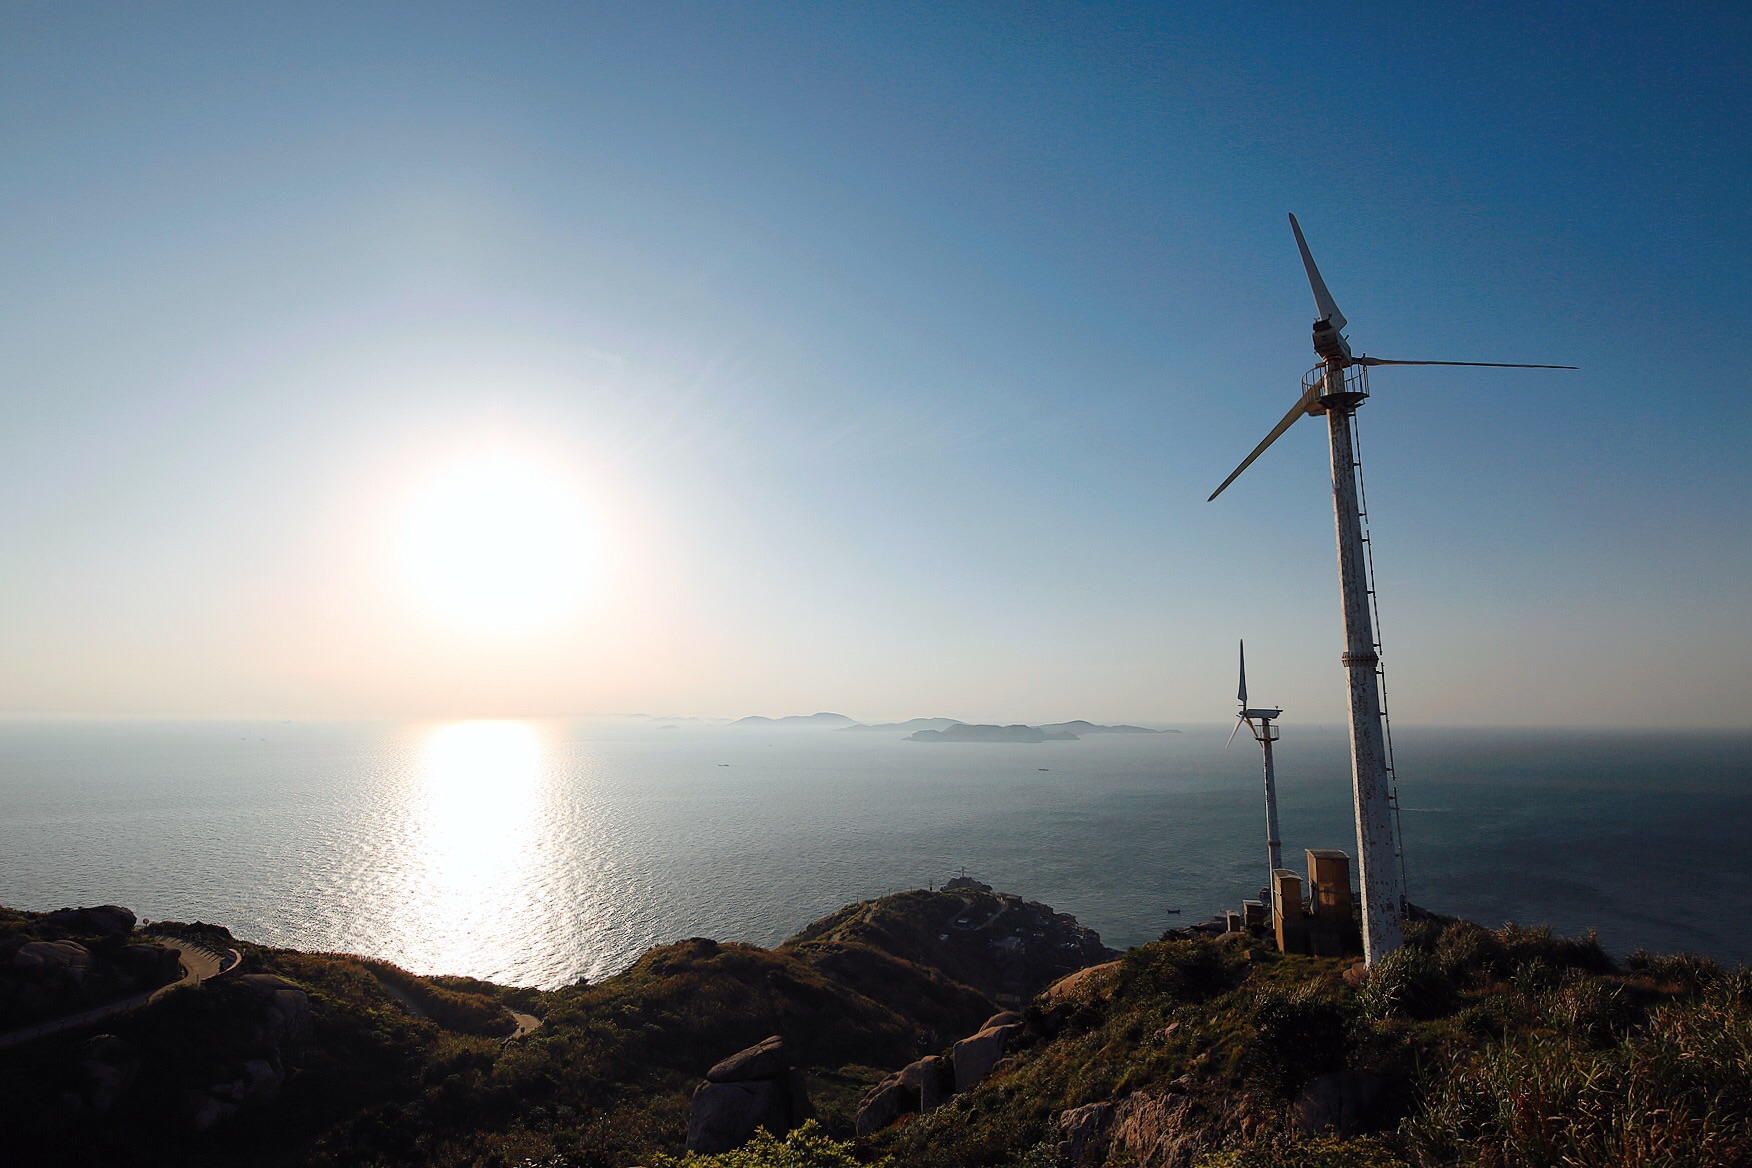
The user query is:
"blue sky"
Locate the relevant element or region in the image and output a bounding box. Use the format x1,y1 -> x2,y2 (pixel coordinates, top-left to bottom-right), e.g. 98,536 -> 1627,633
2,3 -> 1746,725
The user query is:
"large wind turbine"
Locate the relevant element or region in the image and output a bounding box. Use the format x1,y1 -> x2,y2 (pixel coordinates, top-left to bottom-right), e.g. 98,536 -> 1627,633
1226,641 -> 1284,887
1209,215 -> 1574,965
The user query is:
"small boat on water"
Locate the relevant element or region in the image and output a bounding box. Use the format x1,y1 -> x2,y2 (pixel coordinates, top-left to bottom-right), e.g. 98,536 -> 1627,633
1164,908 -> 1182,915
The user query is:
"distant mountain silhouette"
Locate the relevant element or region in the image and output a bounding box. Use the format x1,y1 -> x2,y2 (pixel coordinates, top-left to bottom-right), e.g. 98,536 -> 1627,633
729,712 -> 857,728
909,724 -> 1078,744
1038,720 -> 1166,735
840,718 -> 964,733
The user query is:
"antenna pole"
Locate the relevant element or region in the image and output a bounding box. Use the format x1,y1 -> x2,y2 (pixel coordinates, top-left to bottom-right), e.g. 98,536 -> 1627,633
1319,360 -> 1404,965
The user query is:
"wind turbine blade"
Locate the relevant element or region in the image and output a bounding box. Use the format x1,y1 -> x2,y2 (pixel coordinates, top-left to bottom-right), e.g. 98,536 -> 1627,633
1207,386 -> 1317,502
1238,641 -> 1248,707
1288,213 -> 1346,330
1225,717 -> 1243,750
1358,357 -> 1577,370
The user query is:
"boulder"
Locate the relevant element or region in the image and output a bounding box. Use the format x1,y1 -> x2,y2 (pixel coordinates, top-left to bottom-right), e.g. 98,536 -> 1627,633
854,1077 -> 915,1138
686,1036 -> 812,1154
688,1079 -> 780,1153
48,905 -> 136,936
78,1034 -> 140,1114
1042,960 -> 1121,1008
953,1017 -> 1024,1091
239,974 -> 312,1046
182,1088 -> 237,1134
14,940 -> 95,987
855,1055 -> 952,1136
117,943 -> 181,987
899,1054 -> 952,1111
239,1057 -> 284,1105
1293,1069 -> 1389,1137
706,1034 -> 789,1083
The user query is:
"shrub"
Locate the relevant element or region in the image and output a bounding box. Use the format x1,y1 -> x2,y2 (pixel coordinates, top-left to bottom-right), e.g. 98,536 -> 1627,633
1247,983 -> 1353,1094
1625,948 -> 1723,994
1495,923 -> 1614,977
1430,920 -> 1509,986
1196,1135 -> 1409,1167
1120,940 -> 1244,1005
1405,983 -> 1752,1167
644,1122 -> 884,1167
1357,947 -> 1454,1022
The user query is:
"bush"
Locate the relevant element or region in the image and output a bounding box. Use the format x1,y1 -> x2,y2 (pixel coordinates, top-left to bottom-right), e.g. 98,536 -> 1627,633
1196,1135 -> 1409,1168
1247,983 -> 1353,1094
1120,940 -> 1244,1005
1358,947 -> 1455,1022
1405,984 -> 1752,1167
1495,923 -> 1614,977
644,1122 -> 883,1167
1626,948 -> 1723,994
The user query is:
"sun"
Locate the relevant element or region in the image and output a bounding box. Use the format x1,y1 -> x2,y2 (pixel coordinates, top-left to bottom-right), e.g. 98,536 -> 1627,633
397,450 -> 595,633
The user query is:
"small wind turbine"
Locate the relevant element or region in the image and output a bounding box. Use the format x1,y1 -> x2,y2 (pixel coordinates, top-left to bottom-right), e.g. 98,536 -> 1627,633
1226,641 -> 1284,885
1209,215 -> 1574,965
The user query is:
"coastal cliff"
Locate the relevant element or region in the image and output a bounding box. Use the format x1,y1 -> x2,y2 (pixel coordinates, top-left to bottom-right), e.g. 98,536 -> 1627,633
0,895 -> 1747,1167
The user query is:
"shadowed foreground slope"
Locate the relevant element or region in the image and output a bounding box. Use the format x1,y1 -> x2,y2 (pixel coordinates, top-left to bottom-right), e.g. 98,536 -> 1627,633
2,899 -> 1749,1167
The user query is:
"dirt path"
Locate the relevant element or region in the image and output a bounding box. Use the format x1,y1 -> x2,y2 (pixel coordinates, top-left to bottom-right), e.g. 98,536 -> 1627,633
369,972 -> 541,1041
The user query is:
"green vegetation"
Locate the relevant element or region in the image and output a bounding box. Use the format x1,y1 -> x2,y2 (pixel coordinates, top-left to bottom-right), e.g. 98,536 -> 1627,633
869,918 -> 1752,1168
2,898 -> 1748,1168
644,1121 -> 882,1168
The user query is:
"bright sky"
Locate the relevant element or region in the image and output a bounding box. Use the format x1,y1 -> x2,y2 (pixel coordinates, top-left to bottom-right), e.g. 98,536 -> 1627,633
2,4 -> 1746,726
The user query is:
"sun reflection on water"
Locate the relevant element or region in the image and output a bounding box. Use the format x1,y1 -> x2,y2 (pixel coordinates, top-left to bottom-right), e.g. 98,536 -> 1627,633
411,721 -> 546,973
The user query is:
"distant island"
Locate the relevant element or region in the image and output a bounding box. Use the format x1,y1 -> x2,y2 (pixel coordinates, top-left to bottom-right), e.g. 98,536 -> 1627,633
910,723 -> 1078,743
728,712 -> 856,728
1037,720 -> 1170,736
909,720 -> 1173,743
837,717 -> 963,733
719,714 -> 1183,736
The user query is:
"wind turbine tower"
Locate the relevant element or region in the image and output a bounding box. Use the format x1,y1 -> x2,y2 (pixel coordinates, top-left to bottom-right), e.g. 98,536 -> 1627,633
1227,641 -> 1284,883
1209,215 -> 1574,965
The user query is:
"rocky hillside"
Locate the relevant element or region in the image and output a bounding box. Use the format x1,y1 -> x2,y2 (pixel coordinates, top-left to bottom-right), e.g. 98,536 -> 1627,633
2,895 -> 1748,1168
0,888 -> 1111,1166
0,905 -> 181,1029
864,918 -> 1752,1167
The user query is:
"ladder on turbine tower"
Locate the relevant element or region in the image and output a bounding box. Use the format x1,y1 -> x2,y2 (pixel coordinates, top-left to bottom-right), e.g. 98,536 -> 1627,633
1309,362 -> 1411,910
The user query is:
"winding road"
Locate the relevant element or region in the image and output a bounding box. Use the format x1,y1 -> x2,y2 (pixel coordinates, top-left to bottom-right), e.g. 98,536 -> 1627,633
0,936 -> 236,1050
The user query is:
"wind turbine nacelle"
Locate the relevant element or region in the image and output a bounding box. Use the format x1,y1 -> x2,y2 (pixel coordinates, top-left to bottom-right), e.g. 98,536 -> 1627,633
1312,319 -> 1351,361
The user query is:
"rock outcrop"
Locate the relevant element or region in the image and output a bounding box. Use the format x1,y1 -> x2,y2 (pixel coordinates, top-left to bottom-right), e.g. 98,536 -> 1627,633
1051,1090 -> 1216,1167
181,1056 -> 287,1133
46,905 -> 136,936
951,1010 -> 1023,1091
238,974 -> 312,1048
855,1054 -> 953,1136
13,939 -> 98,987
686,1035 -> 813,1154
856,1007 -> 1030,1137
70,1034 -> 140,1114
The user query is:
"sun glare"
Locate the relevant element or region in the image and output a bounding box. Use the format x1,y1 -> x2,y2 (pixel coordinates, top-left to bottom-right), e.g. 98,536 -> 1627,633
397,451 -> 594,633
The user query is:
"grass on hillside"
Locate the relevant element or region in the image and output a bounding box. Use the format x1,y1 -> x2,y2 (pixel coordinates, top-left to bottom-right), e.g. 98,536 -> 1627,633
871,918 -> 1752,1168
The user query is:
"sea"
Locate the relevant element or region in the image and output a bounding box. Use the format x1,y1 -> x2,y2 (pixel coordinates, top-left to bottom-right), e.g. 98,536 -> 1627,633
1,718 -> 1747,988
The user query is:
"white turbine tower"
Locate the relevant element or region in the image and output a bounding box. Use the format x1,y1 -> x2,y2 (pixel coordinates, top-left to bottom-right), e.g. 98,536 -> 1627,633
1226,641 -> 1284,886
1209,215 -> 1575,965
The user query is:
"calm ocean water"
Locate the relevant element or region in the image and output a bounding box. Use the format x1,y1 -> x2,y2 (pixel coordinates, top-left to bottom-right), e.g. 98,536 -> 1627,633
0,719 -> 1746,987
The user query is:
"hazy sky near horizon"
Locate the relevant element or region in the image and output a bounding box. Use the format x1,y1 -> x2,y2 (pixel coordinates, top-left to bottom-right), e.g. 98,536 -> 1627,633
2,3 -> 1747,727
